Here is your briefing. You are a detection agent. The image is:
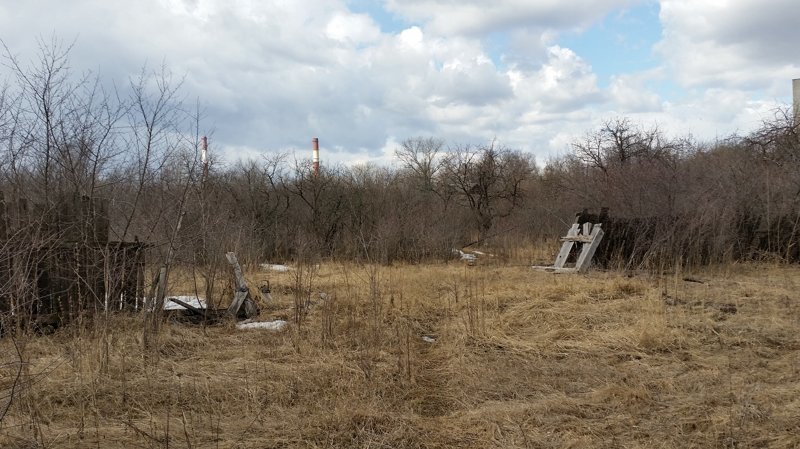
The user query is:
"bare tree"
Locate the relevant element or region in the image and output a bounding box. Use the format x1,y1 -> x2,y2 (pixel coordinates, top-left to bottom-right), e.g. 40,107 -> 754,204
113,63 -> 185,244
285,158 -> 345,256
441,141 -> 534,237
395,137 -> 444,194
223,153 -> 291,260
573,118 -> 680,174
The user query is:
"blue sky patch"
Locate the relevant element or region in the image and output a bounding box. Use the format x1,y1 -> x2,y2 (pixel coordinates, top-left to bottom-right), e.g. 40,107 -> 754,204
346,0 -> 407,34
560,1 -> 662,88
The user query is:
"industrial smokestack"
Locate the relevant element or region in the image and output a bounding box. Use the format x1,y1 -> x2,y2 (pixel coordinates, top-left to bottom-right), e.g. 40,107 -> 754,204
201,136 -> 209,185
201,136 -> 208,165
794,79 -> 800,126
312,137 -> 320,177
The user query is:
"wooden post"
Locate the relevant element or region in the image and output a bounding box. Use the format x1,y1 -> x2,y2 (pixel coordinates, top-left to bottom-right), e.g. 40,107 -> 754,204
155,267 -> 167,312
225,252 -> 258,319
554,223 -> 579,268
575,224 -> 604,273
226,252 -> 247,291
228,290 -> 248,317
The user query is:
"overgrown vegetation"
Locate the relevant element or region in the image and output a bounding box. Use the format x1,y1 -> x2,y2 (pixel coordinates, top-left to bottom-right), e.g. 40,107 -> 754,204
2,41 -> 799,273
2,39 -> 800,448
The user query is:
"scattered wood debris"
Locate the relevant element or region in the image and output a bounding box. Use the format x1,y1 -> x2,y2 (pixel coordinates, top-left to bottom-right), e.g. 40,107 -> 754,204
452,249 -> 478,264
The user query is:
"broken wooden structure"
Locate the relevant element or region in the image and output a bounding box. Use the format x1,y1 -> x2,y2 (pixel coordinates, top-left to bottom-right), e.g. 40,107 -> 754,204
0,193 -> 146,329
162,251 -> 259,324
534,220 -> 605,273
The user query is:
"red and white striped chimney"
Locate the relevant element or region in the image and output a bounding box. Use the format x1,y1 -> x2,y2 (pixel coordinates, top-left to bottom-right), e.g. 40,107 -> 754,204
201,136 -> 208,164
312,137 -> 320,177
201,136 -> 209,184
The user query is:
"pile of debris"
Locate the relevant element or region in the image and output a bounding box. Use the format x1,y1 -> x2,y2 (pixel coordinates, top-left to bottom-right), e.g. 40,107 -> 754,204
164,252 -> 261,325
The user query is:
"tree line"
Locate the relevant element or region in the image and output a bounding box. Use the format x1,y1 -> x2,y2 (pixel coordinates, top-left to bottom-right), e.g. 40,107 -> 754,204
1,40 -> 799,281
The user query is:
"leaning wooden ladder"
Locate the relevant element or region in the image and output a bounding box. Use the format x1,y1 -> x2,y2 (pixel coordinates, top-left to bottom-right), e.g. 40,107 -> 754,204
534,222 -> 604,273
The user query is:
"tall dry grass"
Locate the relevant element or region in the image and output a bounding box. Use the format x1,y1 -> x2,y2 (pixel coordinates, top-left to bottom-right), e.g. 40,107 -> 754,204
2,257 -> 800,448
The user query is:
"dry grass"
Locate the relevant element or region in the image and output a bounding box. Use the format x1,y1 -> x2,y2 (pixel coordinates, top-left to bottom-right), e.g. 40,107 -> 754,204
2,259 -> 800,448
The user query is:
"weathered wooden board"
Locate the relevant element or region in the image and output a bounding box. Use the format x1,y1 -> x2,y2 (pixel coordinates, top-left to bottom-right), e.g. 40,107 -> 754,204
225,251 -> 259,319
227,289 -> 249,317
168,297 -> 205,315
575,225 -> 604,273
560,235 -> 595,243
553,223 -> 580,268
535,222 -> 604,274
226,252 -> 248,291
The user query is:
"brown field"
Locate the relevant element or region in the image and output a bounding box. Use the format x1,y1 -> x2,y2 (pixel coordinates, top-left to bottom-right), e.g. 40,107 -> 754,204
2,258 -> 800,448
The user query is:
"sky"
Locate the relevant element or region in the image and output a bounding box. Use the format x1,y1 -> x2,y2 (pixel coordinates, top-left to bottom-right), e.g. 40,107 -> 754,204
1,0 -> 799,166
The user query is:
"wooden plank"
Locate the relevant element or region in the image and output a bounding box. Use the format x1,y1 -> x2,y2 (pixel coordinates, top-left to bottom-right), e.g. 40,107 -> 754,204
226,251 -> 257,318
226,252 -> 248,291
565,223 -> 580,238
553,224 -> 579,268
228,289 -> 249,317
582,222 -> 591,236
167,297 -> 205,315
575,225 -> 604,273
242,297 -> 259,319
560,235 -> 594,243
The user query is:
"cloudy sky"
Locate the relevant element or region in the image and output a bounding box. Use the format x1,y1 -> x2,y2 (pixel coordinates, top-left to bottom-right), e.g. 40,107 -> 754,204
1,0 -> 799,165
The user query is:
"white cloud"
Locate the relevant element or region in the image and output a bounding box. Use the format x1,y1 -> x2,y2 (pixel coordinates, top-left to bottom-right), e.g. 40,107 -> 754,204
657,0 -> 800,93
384,0 -> 635,36
2,0 -> 793,169
397,26 -> 425,51
509,46 -> 603,116
609,70 -> 663,113
325,12 -> 381,44
1,0 -> 625,162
